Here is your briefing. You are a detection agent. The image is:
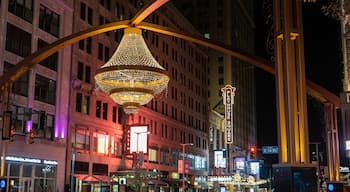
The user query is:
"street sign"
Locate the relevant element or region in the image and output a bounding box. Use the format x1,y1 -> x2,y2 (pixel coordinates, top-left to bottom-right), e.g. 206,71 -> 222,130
262,146 -> 279,154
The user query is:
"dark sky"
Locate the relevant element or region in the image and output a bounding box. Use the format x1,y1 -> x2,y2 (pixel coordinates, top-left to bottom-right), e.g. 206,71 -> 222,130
254,1 -> 343,151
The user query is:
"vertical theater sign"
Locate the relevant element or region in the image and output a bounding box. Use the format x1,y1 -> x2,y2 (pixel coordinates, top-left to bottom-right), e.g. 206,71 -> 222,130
221,85 -> 236,144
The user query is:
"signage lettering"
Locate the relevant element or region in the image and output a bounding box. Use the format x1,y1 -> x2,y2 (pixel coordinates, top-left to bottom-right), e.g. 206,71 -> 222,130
5,156 -> 58,165
222,85 -> 236,144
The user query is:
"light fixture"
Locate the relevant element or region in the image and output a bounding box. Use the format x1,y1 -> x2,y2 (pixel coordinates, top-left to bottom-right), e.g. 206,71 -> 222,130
95,27 -> 169,114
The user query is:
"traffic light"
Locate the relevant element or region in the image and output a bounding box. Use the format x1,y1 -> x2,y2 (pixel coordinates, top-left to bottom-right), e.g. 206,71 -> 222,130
27,129 -> 35,144
10,126 -> 16,142
249,146 -> 257,159
2,111 -> 12,140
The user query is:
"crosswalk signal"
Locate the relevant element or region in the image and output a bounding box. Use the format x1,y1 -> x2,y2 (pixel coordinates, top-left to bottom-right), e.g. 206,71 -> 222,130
249,146 -> 257,159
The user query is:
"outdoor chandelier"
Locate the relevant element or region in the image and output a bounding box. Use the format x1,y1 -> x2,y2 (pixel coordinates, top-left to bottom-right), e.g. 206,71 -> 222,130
95,27 -> 169,114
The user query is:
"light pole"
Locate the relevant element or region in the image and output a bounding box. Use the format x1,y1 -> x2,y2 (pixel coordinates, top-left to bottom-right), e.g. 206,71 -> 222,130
134,131 -> 150,168
180,143 -> 193,192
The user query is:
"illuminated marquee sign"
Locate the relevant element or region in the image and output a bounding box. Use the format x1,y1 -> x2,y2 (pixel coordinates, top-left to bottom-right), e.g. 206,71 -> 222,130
208,176 -> 233,182
221,85 -> 236,144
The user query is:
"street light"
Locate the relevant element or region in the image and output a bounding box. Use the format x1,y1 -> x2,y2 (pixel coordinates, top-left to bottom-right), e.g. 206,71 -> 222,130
180,143 -> 193,192
135,131 -> 150,153
133,130 -> 150,168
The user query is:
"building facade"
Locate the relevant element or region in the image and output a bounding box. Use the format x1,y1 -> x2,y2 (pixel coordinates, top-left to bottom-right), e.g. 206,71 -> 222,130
174,0 -> 257,175
0,0 -> 73,192
0,0 -> 209,191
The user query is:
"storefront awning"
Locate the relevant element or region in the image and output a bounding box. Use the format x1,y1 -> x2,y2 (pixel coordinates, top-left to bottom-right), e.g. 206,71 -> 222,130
74,174 -> 110,183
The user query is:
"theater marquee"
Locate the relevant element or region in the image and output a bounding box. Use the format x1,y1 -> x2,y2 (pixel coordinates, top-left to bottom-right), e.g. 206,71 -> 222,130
221,85 -> 236,144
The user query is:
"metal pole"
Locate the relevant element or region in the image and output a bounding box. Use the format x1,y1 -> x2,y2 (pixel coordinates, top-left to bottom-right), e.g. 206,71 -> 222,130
136,132 -> 140,168
182,144 -> 185,192
70,127 -> 76,192
180,143 -> 192,192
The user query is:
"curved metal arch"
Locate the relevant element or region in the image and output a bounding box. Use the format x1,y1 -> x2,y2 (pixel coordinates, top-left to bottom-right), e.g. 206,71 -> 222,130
0,20 -> 130,90
130,0 -> 169,25
137,22 -> 341,107
0,1 -> 340,108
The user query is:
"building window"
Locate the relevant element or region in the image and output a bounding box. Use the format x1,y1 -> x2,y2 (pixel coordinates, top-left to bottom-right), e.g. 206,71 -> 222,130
45,114 -> 55,140
85,66 -> 91,83
112,106 -> 117,123
93,132 -> 109,155
9,105 -> 31,134
72,128 -> 90,151
100,0 -> 111,10
96,100 -> 101,118
32,112 -> 55,140
74,161 -> 89,174
104,47 -> 110,62
218,66 -> 224,74
102,103 -> 108,120
219,78 -> 224,85
77,62 -> 84,80
76,93 -> 82,112
80,2 -> 86,20
39,5 -> 60,37
80,2 -> 93,25
79,39 -> 84,50
78,37 -> 92,54
4,62 -> 29,96
148,148 -> 158,162
8,0 -> 33,23
87,7 -> 93,25
35,75 -> 56,105
98,43 -> 110,61
160,150 -> 168,165
86,37 -> 92,54
5,23 -> 31,57
75,93 -> 89,114
217,56 -> 224,62
115,3 -> 125,20
92,163 -> 108,175
37,39 -> 58,71
83,96 -> 90,115
77,62 -> 91,83
117,107 -> 123,124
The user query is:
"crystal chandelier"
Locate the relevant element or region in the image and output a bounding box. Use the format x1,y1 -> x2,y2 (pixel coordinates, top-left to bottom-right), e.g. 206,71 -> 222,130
95,27 -> 169,114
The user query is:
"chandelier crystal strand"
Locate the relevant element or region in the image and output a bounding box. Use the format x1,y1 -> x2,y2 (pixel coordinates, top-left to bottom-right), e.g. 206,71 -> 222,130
95,27 -> 169,114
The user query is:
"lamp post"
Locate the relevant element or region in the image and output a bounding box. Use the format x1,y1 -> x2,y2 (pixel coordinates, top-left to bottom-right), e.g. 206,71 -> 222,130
180,143 -> 193,192
134,131 -> 150,168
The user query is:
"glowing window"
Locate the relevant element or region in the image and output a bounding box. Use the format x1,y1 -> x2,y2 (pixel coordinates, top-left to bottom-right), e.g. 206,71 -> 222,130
93,132 -> 109,154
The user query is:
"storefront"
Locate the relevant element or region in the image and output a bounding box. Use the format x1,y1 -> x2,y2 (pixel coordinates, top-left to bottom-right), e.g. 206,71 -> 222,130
1,155 -> 58,192
73,174 -> 110,192
110,169 -> 170,192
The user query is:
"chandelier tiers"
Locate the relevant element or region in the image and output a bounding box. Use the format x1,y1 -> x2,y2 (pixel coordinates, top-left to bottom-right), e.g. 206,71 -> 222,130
95,27 -> 169,114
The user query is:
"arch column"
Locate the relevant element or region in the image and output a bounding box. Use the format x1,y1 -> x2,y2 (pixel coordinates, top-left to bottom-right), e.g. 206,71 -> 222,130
273,0 -> 309,164
325,102 -> 340,181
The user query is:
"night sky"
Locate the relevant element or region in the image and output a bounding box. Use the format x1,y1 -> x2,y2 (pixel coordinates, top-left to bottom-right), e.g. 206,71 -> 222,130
254,0 -> 343,156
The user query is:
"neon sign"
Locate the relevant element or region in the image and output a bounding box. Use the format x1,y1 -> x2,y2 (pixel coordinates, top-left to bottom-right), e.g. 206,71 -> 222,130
221,85 -> 236,144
